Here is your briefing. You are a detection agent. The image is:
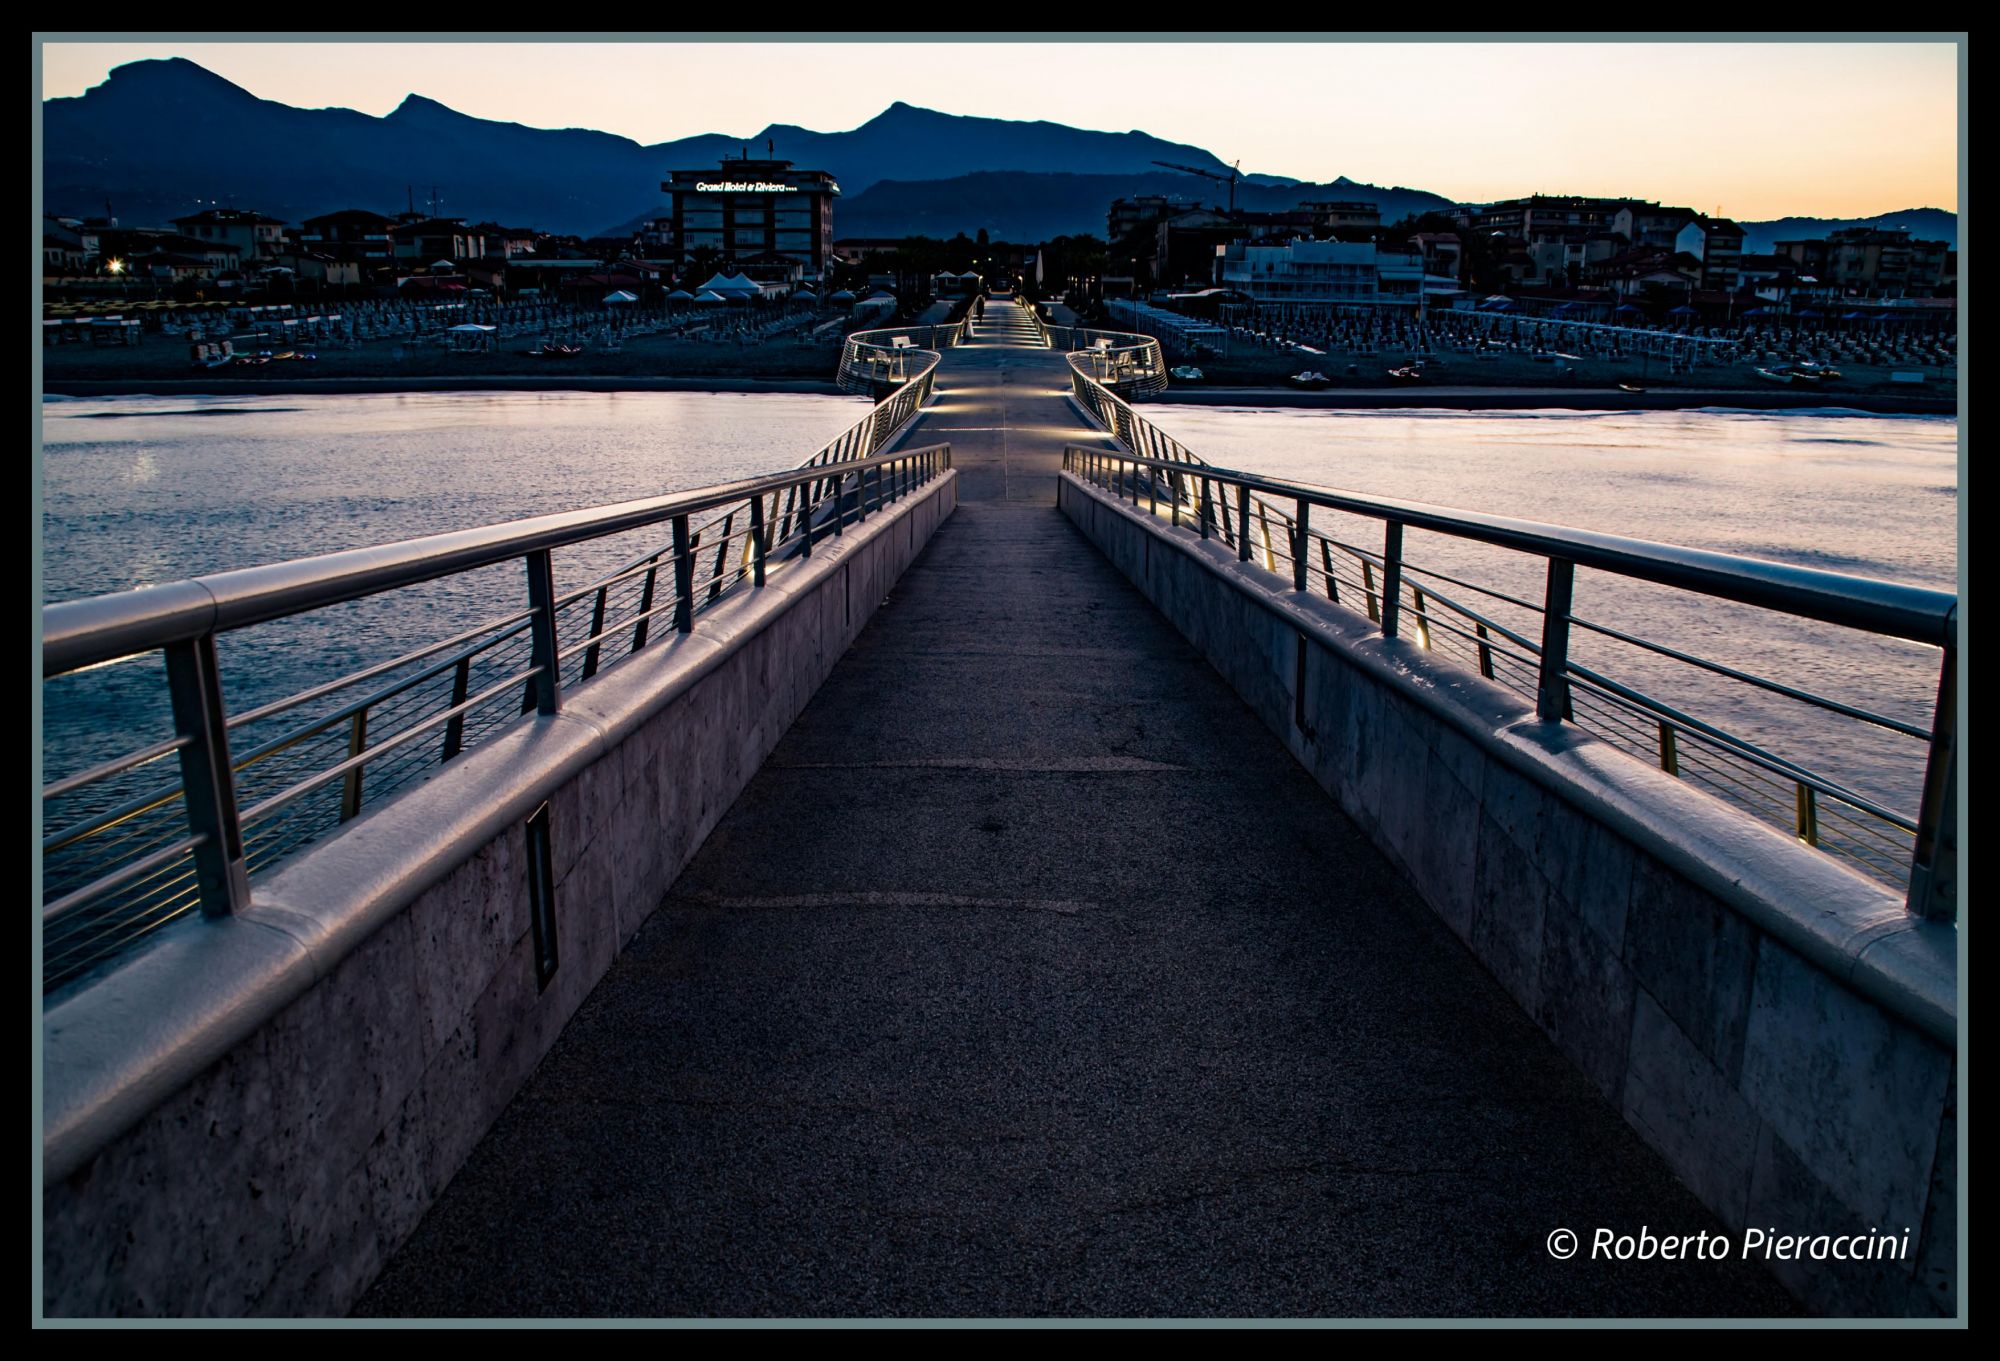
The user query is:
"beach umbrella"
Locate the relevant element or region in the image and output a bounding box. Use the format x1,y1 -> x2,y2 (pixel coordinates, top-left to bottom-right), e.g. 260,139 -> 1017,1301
827,290 -> 857,304
666,289 -> 695,303
602,289 -> 639,304
694,290 -> 727,305
1668,305 -> 1697,316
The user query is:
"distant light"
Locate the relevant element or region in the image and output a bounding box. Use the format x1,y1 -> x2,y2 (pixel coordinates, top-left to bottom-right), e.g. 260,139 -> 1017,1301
107,258 -> 124,274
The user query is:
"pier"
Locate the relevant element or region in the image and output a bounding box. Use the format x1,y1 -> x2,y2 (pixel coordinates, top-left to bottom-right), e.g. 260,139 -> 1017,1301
40,300 -> 1958,1318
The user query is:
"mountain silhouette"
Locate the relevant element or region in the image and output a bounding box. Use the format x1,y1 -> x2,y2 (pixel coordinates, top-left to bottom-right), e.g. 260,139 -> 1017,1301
42,59 -> 1958,250
45,59 -> 1258,235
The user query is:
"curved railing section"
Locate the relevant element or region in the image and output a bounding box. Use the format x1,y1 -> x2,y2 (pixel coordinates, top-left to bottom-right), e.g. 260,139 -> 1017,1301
41,328 -> 955,993
835,320 -> 965,397
1057,314 -> 1957,918
1023,301 -> 1169,397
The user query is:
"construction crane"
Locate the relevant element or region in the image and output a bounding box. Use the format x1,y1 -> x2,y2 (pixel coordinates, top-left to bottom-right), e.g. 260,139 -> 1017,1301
1152,159 -> 1241,213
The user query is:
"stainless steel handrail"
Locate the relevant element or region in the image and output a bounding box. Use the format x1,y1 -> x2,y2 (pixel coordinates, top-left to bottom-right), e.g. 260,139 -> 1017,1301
834,320 -> 962,396
41,316 -> 961,990
1063,451 -> 1954,648
1061,437 -> 1958,922
45,449 -> 947,678
40,443 -> 955,990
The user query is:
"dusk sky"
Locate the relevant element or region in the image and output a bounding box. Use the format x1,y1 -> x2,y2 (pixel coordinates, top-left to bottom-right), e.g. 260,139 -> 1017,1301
40,39 -> 1959,220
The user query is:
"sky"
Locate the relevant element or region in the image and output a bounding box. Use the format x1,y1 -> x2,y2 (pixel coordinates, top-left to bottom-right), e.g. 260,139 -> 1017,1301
38,38 -> 1961,219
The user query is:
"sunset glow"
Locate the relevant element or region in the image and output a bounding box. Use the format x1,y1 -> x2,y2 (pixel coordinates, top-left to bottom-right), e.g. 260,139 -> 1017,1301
39,38 -> 1960,220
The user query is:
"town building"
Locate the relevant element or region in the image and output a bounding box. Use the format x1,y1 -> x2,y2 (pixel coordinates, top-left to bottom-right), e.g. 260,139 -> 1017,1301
1299,201 -> 1382,236
43,234 -> 90,275
828,239 -> 905,268
1528,233 -> 1627,288
658,155 -> 840,277
1408,232 -> 1464,282
1599,245 -> 1701,299
298,209 -> 398,279
1457,195 -> 1636,245
1672,216 -> 1744,292
1214,239 -> 1455,308
169,208 -> 287,260
1773,228 -> 1950,298
1610,203 -> 1697,250
390,217 -> 487,265
472,223 -> 540,259
1107,195 -> 1200,243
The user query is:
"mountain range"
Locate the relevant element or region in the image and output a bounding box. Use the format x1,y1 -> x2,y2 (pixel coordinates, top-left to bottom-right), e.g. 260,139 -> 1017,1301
42,58 -> 1958,251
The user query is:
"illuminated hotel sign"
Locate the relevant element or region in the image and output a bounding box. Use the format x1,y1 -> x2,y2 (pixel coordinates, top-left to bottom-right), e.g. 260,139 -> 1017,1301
695,181 -> 794,193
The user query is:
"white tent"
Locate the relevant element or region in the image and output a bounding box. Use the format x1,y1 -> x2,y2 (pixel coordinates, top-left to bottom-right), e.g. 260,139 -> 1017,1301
694,290 -> 728,305
695,273 -> 758,297
602,289 -> 639,304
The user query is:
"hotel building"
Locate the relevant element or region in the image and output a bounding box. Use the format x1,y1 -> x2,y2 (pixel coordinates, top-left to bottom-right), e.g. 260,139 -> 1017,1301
657,156 -> 840,278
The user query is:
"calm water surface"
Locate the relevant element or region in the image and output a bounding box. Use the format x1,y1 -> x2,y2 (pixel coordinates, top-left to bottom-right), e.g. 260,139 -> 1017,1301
42,393 -> 1958,832
41,390 -> 868,791
1143,403 -> 1957,822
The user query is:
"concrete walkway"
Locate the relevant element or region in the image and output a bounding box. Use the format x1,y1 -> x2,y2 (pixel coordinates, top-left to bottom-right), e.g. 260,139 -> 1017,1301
355,306 -> 1797,1318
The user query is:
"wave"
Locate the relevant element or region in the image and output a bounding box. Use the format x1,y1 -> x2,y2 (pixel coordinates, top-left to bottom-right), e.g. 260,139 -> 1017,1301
64,406 -> 304,419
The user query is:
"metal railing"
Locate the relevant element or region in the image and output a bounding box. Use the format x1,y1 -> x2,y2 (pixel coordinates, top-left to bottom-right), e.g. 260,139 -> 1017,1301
1020,300 -> 1169,396
41,355 -> 955,993
835,321 -> 964,396
1060,361 -> 1957,923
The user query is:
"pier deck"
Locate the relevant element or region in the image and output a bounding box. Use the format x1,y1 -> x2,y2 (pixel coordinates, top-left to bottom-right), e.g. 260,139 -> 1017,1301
354,308 -> 1797,1317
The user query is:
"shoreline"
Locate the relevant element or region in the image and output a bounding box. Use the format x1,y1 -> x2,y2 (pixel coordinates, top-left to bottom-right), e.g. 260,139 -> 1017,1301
41,374 -> 849,399
45,372 -> 844,398
1141,385 -> 1957,415
40,375 -> 1954,416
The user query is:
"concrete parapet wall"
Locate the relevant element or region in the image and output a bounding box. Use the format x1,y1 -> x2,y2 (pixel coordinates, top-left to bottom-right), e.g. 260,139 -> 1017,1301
1059,472 -> 1956,1317
41,470 -> 958,1318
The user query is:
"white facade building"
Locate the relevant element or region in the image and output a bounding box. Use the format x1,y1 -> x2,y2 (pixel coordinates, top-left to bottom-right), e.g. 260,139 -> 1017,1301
1217,239 -> 1458,308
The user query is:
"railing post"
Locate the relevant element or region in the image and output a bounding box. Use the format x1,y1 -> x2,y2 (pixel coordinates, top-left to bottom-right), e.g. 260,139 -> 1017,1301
581,584 -> 609,679
340,707 -> 369,822
1795,783 -> 1821,847
1907,643 -> 1958,921
632,558 -> 658,651
1361,560 -> 1379,624
1237,485 -> 1252,562
1293,500 -> 1310,592
704,513 -> 733,601
1474,621 -> 1494,679
1658,720 -> 1678,775
750,495 -> 768,587
1319,539 -> 1339,604
1536,558 -> 1576,722
1380,522 -> 1405,637
1198,477 -> 1212,540
524,548 -> 562,715
163,634 -> 250,916
1411,586 -> 1432,650
442,655 -> 472,761
672,514 -> 694,634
